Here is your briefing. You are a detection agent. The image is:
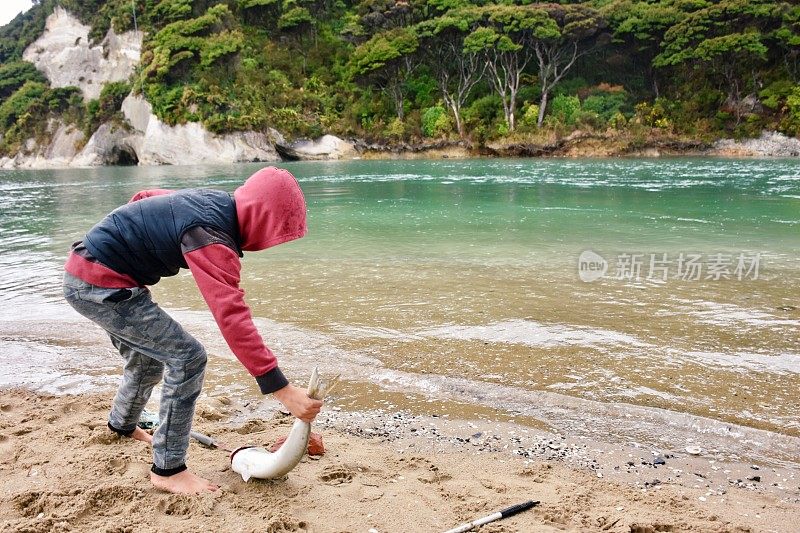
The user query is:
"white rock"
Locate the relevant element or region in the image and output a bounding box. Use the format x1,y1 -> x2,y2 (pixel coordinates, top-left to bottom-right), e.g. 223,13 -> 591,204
72,122 -> 136,167
713,131 -> 800,157
45,122 -> 85,162
23,7 -> 142,101
120,95 -> 281,166
276,134 -> 356,160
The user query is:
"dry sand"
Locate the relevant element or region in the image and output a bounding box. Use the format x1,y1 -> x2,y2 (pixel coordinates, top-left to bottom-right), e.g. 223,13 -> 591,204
0,389 -> 797,532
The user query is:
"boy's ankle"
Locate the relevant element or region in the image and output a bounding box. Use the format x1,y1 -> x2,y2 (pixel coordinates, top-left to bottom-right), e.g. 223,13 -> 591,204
151,463 -> 187,477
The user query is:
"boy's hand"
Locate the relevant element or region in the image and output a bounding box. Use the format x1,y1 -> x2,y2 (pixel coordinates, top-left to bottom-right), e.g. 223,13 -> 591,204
273,384 -> 323,423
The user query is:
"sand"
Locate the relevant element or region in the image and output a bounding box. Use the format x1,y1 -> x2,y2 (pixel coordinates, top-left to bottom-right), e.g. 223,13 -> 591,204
0,389 -> 797,532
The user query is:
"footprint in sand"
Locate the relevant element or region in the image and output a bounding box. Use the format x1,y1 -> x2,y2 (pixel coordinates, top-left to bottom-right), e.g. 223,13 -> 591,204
520,463 -> 552,483
105,457 -> 129,475
318,464 -> 355,485
157,495 -> 196,516
398,455 -> 450,484
83,426 -> 127,445
234,419 -> 270,434
262,513 -> 307,533
158,493 -> 218,516
11,490 -> 45,518
629,524 -> 676,533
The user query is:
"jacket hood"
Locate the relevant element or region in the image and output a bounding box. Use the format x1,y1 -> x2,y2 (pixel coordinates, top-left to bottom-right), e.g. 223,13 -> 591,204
234,167 -> 307,251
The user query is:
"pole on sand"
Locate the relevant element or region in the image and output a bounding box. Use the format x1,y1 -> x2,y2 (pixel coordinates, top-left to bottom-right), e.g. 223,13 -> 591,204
442,500 -> 539,533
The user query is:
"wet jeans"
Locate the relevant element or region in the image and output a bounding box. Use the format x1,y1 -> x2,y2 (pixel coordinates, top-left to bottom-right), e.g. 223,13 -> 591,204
63,272 -> 206,474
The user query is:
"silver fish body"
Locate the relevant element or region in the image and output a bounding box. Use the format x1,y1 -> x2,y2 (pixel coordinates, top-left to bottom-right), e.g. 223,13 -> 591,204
230,367 -> 334,481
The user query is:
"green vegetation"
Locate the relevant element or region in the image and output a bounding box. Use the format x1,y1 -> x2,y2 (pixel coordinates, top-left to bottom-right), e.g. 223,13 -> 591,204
0,0 -> 798,157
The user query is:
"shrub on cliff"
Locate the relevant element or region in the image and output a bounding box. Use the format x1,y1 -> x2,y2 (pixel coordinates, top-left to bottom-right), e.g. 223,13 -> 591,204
0,61 -> 47,100
85,81 -> 132,136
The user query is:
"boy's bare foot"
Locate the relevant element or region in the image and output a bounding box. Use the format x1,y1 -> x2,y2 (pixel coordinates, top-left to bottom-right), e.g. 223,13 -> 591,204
131,426 -> 153,444
150,470 -> 219,494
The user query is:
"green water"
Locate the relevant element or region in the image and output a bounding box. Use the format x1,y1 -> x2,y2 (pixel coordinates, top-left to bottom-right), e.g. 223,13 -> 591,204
1,158 -> 799,463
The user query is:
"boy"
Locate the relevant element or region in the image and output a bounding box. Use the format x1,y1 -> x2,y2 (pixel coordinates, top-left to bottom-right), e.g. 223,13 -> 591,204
63,167 -> 322,494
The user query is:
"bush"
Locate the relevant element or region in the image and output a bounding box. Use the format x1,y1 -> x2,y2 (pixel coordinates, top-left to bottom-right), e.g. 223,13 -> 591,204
549,94 -> 581,126
85,81 -> 131,134
0,81 -> 47,131
462,94 -> 501,127
385,116 -> 406,139
733,113 -> 764,138
582,91 -> 629,123
421,105 -> 451,137
608,111 -> 627,130
0,81 -> 50,153
0,61 -> 47,100
634,99 -> 673,130
759,80 -> 795,110
781,85 -> 800,136
519,103 -> 540,129
407,72 -> 437,109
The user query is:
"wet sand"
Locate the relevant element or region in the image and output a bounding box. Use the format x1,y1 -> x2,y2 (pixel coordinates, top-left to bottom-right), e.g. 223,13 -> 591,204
1,388 -> 798,533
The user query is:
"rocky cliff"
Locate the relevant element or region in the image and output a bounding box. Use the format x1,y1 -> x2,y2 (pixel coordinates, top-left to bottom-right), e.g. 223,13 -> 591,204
69,95 -> 282,167
1,7 -> 353,169
22,7 -> 141,101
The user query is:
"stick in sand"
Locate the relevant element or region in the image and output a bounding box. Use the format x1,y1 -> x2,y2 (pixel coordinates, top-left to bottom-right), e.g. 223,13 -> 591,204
442,500 -> 539,533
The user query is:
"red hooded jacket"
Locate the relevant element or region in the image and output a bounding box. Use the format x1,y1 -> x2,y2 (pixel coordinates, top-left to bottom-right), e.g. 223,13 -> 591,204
64,167 -> 307,394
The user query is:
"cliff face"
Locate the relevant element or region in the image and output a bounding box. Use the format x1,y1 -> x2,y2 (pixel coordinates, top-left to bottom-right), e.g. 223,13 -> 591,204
1,8 -> 350,168
22,7 -> 141,102
70,95 -> 282,167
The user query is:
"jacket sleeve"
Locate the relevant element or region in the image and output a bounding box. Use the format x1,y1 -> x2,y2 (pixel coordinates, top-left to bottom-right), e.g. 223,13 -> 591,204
129,189 -> 174,203
183,241 -> 289,394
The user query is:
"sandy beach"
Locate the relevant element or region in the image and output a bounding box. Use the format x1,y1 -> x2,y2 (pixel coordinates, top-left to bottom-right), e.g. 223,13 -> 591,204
0,387 -> 797,533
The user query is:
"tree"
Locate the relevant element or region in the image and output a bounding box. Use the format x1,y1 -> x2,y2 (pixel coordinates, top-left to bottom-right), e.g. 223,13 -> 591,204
278,0 -> 316,74
237,0 -> 281,25
417,12 -> 485,138
601,0 -> 687,98
774,3 -> 800,81
464,4 -> 605,131
463,8 -> 535,132
529,4 -> 606,128
356,0 -> 422,34
350,26 -> 419,120
654,0 -> 789,123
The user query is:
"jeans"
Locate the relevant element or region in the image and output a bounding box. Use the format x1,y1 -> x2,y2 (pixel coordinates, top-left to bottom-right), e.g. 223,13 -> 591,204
63,272 -> 206,472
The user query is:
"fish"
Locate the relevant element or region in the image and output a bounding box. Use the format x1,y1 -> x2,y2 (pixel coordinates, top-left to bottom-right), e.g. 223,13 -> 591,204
230,367 -> 338,481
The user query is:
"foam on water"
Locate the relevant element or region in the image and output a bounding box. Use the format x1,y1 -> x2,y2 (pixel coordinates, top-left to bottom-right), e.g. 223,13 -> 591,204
416,319 -> 648,348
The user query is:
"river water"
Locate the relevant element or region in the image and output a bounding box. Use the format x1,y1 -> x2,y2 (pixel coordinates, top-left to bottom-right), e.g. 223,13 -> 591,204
1,158 -> 798,465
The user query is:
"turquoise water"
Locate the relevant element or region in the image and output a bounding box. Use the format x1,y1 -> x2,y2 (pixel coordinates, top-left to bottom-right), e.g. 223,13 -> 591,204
1,158 -> 799,464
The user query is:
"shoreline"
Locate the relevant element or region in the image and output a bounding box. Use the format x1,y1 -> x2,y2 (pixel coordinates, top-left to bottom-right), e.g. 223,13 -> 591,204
2,130 -> 798,170
0,386 -> 797,532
